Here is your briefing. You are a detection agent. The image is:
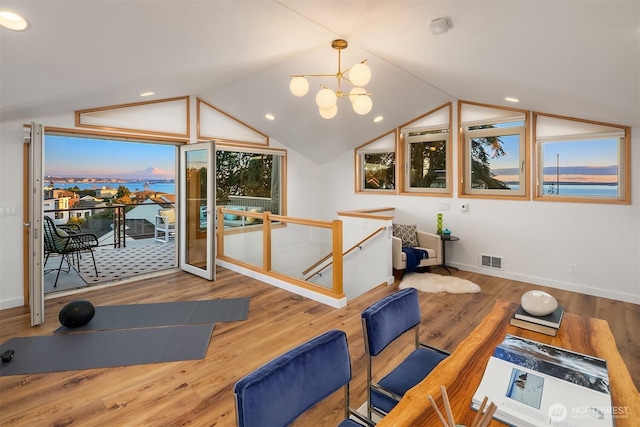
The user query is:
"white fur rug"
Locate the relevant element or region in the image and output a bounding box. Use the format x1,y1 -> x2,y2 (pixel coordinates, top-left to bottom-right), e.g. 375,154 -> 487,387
399,272 -> 481,294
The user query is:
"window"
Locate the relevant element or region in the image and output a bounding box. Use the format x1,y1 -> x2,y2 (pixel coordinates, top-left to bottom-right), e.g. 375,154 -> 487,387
459,101 -> 529,199
406,132 -> 448,189
400,103 -> 452,195
355,130 -> 397,192
216,144 -> 285,216
534,113 -> 630,204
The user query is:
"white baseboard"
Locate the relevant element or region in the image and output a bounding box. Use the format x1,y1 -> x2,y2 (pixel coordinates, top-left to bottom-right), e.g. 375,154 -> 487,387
0,297 -> 25,310
216,259 -> 347,308
450,262 -> 640,305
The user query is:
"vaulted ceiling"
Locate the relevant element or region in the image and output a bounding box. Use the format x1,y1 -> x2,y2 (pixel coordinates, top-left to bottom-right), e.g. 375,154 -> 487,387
1,1 -> 638,164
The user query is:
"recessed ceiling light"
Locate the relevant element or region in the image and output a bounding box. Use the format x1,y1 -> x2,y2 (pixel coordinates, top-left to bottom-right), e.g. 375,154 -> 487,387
140,91 -> 155,97
265,114 -> 275,121
373,116 -> 383,123
505,97 -> 520,103
0,10 -> 29,31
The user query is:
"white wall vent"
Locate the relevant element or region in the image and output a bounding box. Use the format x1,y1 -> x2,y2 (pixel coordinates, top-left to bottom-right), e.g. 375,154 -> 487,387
479,253 -> 504,270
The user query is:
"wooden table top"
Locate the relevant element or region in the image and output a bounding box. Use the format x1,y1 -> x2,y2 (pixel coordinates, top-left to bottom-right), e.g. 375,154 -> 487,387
377,300 -> 640,427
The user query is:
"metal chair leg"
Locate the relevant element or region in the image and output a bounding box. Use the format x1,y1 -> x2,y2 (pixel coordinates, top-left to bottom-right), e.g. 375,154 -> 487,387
88,249 -> 98,276
54,254 -> 65,288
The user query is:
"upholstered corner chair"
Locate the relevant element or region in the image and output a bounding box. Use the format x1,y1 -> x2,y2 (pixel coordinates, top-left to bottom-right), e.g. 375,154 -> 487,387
391,224 -> 442,276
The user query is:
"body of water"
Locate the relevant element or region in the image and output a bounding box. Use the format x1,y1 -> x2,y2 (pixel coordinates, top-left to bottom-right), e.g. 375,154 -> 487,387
54,182 -> 617,197
52,182 -> 176,194
507,184 -> 618,196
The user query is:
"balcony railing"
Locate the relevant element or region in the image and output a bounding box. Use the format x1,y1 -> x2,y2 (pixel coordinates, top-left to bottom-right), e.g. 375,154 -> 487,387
43,203 -> 176,293
45,202 -> 174,245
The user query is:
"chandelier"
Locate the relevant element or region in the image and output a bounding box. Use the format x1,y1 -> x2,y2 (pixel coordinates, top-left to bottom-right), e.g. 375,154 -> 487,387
289,39 -> 372,119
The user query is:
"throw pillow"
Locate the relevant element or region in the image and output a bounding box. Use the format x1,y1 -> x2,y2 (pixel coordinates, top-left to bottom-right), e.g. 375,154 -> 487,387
245,208 -> 260,224
224,206 -> 246,221
159,208 -> 175,224
393,224 -> 418,248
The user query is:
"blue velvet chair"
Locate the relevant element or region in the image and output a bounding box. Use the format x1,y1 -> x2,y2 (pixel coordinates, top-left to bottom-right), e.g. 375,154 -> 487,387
234,329 -> 371,427
361,288 -> 449,420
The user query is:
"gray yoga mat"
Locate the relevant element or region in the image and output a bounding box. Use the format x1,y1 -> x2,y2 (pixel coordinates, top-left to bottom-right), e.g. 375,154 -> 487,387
0,323 -> 214,376
55,298 -> 249,333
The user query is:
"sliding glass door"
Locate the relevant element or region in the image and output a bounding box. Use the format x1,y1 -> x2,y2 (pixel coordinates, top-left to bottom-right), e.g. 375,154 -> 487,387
179,142 -> 215,280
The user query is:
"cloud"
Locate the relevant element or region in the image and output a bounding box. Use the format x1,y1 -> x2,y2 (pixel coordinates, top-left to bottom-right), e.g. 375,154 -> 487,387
492,165 -> 618,184
541,174 -> 617,184
541,165 -> 617,175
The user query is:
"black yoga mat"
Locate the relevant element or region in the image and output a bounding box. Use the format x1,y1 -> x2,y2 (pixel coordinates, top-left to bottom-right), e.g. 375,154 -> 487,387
0,323 -> 214,376
55,298 -> 249,333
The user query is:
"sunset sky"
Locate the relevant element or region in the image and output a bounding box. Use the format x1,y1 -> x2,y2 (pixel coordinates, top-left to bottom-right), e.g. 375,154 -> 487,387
490,136 -> 618,184
45,135 -> 175,179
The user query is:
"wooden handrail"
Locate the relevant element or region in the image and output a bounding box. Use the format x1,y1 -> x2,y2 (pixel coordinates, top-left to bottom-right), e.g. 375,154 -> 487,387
337,207 -> 395,221
301,252 -> 333,276
303,226 -> 386,280
302,226 -> 387,276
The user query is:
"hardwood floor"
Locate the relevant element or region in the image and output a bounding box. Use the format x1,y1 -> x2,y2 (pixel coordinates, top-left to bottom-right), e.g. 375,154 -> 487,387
1,267 -> 638,426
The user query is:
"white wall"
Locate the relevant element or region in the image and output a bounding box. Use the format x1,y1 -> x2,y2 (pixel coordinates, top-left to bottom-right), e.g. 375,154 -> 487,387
318,127 -> 640,304
268,138 -> 323,219
0,121 -> 30,308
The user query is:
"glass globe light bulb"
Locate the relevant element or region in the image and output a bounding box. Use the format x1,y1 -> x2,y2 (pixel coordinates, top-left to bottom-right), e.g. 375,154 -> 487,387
349,63 -> 371,87
319,104 -> 338,120
0,11 -> 29,31
352,95 -> 373,115
349,87 -> 367,103
289,76 -> 309,97
316,88 -> 337,109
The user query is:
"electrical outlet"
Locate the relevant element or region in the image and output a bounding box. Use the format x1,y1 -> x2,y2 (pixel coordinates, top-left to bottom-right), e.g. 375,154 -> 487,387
569,263 -> 578,274
460,203 -> 468,212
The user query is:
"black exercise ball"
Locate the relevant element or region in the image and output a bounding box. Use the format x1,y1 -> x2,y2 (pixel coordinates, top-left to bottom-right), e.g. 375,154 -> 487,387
59,300 -> 95,328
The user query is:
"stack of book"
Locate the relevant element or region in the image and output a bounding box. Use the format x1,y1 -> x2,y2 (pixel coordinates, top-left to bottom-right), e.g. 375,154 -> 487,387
472,334 -> 613,427
509,304 -> 564,336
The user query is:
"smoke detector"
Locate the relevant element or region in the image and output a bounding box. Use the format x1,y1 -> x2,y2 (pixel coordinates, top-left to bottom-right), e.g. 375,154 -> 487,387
430,18 -> 449,35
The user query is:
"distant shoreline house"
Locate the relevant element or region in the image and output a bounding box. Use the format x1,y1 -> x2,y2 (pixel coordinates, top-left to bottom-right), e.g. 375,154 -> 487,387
43,188 -> 108,225
121,194 -> 176,240
42,196 -> 71,225
97,187 -> 118,199
126,195 -> 175,222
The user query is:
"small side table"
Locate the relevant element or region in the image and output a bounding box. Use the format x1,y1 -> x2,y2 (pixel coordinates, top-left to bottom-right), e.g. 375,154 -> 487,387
438,234 -> 459,275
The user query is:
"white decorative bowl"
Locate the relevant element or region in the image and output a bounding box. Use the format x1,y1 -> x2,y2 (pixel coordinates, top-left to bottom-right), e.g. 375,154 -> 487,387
521,290 -> 558,316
